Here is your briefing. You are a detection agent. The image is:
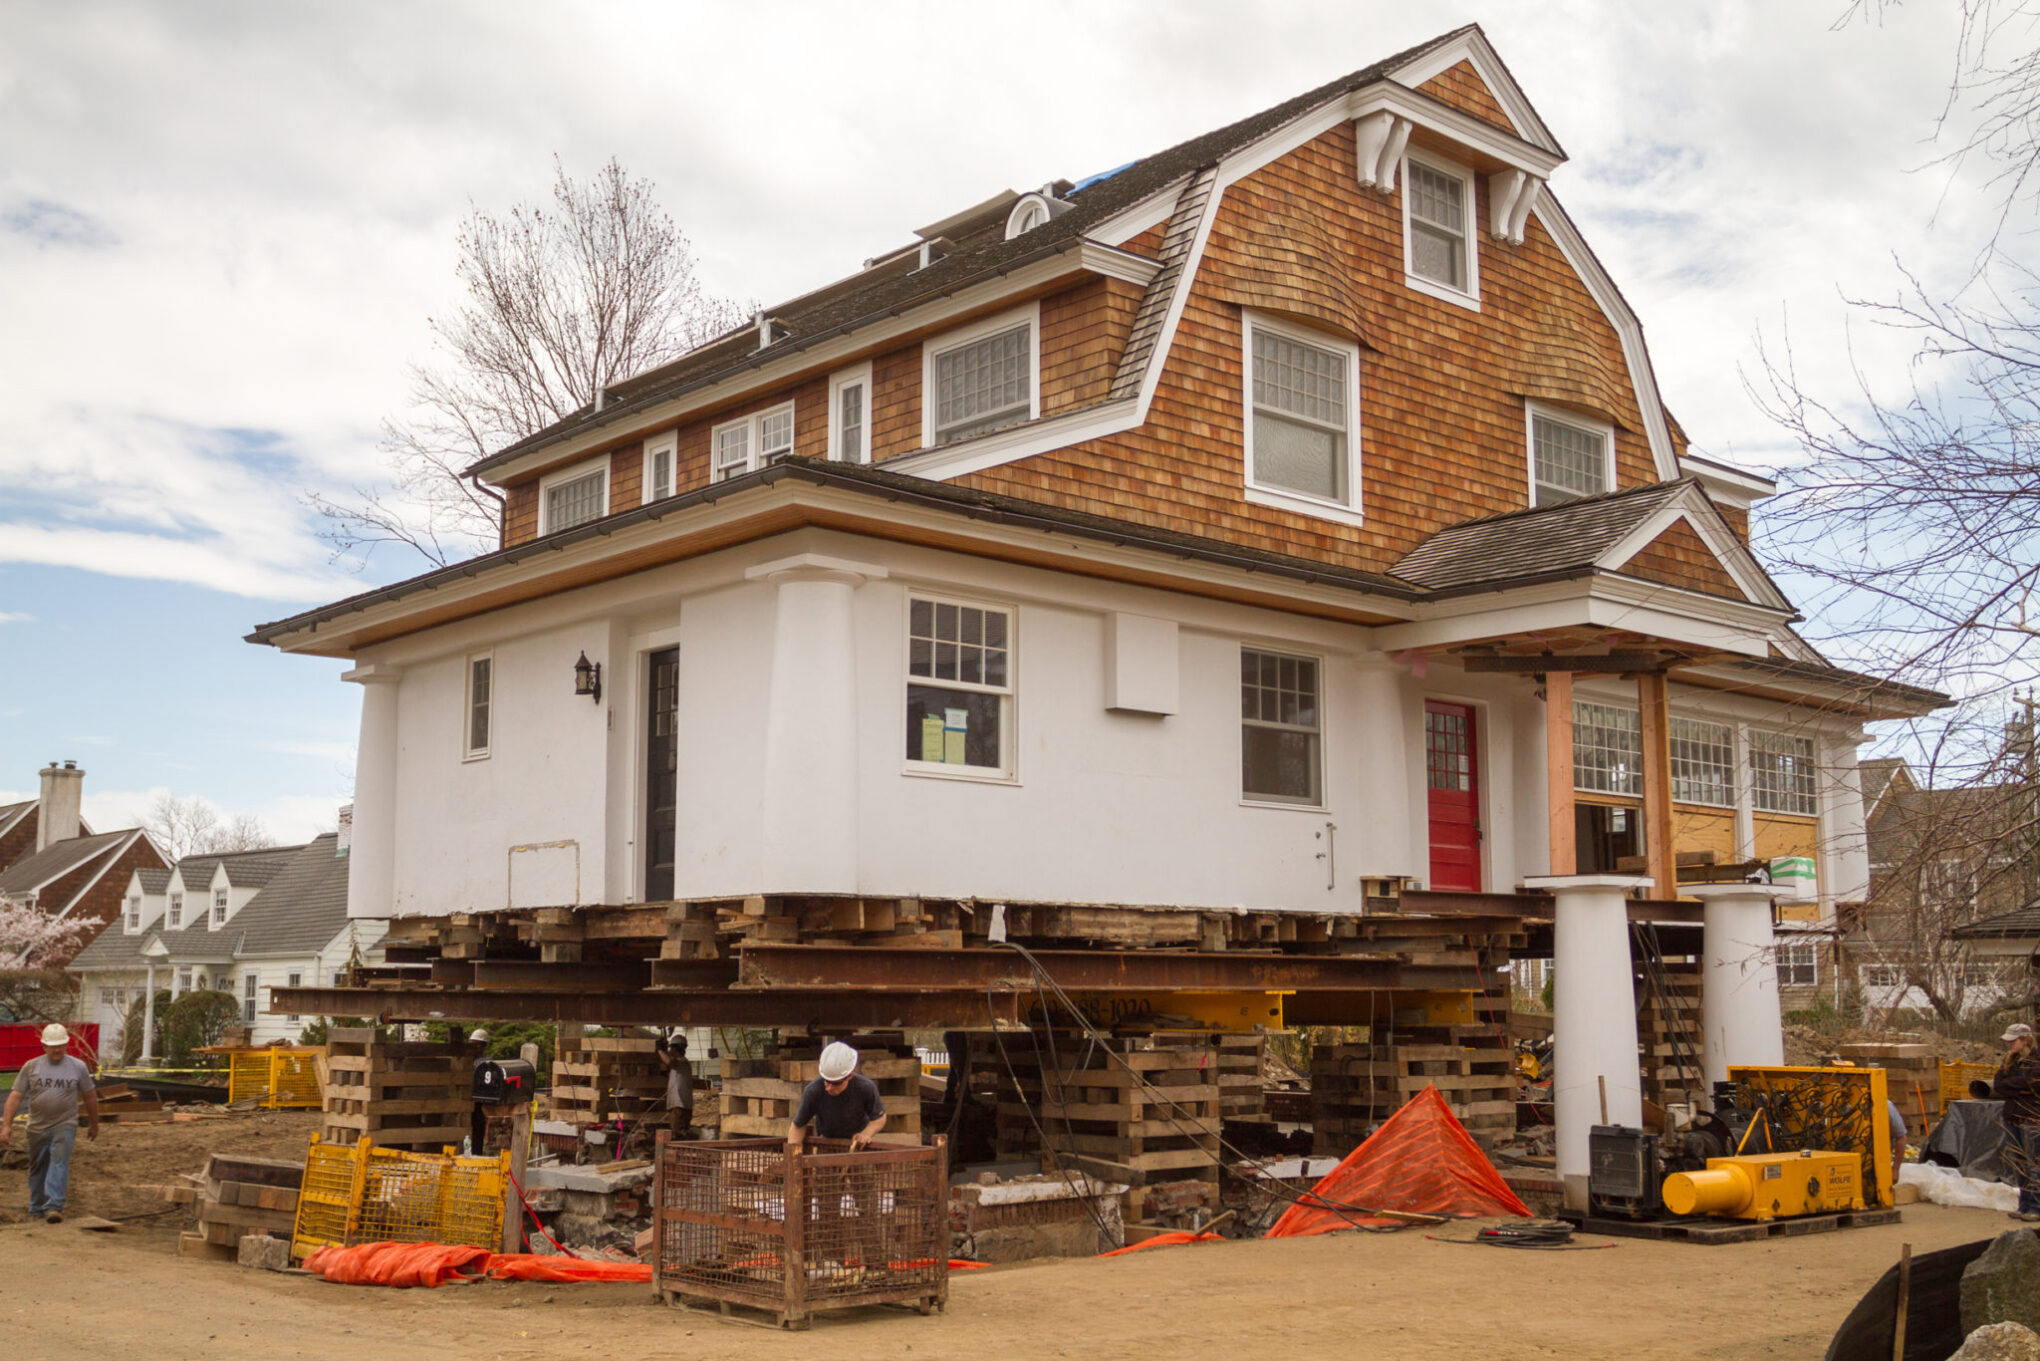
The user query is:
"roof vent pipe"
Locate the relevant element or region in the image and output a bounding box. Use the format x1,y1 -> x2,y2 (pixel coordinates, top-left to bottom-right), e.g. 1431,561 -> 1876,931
754,310 -> 774,350
593,385 -> 607,413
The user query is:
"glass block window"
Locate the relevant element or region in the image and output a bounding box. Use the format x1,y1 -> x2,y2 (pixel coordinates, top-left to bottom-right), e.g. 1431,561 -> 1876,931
1751,729 -> 1817,814
1573,701 -> 1641,796
1407,161 -> 1468,290
1670,717 -> 1734,807
932,323 -> 1031,444
544,468 -> 605,533
905,598 -> 1012,774
1532,413 -> 1609,506
466,655 -> 492,759
1241,648 -> 1322,805
1250,326 -> 1350,504
1777,941 -> 1819,987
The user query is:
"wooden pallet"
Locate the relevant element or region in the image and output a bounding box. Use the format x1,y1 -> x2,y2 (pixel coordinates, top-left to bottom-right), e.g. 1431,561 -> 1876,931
1560,1206 -> 1902,1245
1309,1025 -> 1517,1154
322,1027 -> 471,1151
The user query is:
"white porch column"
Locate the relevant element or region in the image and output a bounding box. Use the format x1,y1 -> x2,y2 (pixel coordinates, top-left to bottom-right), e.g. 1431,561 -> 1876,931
141,963 -> 156,1062
747,554 -> 886,895
1525,874 -> 1652,1211
1353,654 -> 1419,879
1688,882 -> 1791,1088
342,663 -> 403,921
1818,734 -> 1871,922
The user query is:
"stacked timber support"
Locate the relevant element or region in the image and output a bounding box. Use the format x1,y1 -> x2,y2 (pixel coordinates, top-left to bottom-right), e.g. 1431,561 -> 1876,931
1309,1026 -> 1517,1154
1840,1042 -> 1941,1136
1212,1033 -> 1266,1120
1638,955 -> 1704,1107
180,1153 -> 303,1261
720,1039 -> 923,1141
551,1035 -> 665,1124
322,1026 -> 471,1152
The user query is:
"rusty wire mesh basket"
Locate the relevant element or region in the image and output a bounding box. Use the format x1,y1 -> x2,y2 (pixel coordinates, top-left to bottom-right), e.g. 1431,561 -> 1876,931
652,1133 -> 949,1329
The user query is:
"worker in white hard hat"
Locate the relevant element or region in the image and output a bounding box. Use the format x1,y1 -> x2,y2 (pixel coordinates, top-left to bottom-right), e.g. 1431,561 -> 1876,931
1,1024 -> 99,1223
787,1041 -> 887,1269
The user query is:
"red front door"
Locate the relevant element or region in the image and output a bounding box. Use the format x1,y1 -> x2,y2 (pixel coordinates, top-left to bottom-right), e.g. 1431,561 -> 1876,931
1425,701 -> 1482,891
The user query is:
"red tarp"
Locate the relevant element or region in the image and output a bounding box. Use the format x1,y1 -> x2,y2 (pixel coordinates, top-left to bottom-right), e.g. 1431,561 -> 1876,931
1265,1084 -> 1531,1238
302,1242 -> 654,1288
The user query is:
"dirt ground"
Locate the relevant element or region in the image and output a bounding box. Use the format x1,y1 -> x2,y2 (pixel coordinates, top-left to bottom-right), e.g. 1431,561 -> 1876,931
0,1111 -> 2012,1359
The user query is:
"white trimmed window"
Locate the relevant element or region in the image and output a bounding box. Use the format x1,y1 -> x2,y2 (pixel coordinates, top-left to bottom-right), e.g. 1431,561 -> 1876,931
642,432 -> 676,504
126,895 -> 140,932
465,652 -> 493,761
1243,313 -> 1362,521
1670,717 -> 1734,807
711,402 -> 795,481
905,597 -> 1013,777
212,887 -> 228,927
168,892 -> 184,929
243,973 -> 257,1025
175,965 -> 193,993
1402,154 -> 1479,307
1241,647 -> 1323,806
830,364 -> 872,464
925,307 -> 1038,447
286,970 -> 302,1024
1751,729 -> 1817,815
1861,963 -> 1902,990
1573,701 -> 1641,796
538,459 -> 608,534
1777,941 -> 1819,987
1528,403 -> 1614,506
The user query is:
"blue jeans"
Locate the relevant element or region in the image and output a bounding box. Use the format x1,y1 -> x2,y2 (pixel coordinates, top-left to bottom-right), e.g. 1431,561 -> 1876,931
27,1124 -> 76,1215
2017,1125 -> 2040,1215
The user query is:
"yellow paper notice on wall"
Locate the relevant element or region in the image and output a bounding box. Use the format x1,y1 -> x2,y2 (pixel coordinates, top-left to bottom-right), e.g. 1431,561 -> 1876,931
944,708 -> 968,765
921,715 -> 945,763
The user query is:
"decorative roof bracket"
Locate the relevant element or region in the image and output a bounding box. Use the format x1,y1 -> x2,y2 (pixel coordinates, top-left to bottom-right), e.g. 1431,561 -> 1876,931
1353,111 -> 1413,193
1488,168 -> 1543,245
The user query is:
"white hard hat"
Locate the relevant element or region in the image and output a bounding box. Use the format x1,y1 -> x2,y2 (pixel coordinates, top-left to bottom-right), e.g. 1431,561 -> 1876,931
818,1041 -> 858,1082
39,1023 -> 68,1047
468,1029 -> 489,1043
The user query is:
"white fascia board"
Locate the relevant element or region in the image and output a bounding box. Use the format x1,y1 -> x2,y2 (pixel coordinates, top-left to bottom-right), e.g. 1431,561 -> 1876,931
48,830 -> 141,922
882,398 -> 1142,479
1527,192 -> 1679,482
1961,937 -> 2037,958
1596,489 -> 1793,612
1676,661 -> 1941,720
477,245 -> 1153,488
1088,182 -> 1188,248
1344,86 -> 1564,179
1386,28 -> 1564,155
1680,455 -> 1776,509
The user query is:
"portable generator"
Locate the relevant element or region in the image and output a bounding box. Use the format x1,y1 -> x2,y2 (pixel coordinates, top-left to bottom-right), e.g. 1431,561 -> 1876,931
1587,1124 -> 1663,1220
1661,1149 -> 1862,1222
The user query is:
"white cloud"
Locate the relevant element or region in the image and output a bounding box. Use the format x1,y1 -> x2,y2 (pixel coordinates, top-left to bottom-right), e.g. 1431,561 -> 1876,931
0,612 -> 31,624
0,785 -> 346,850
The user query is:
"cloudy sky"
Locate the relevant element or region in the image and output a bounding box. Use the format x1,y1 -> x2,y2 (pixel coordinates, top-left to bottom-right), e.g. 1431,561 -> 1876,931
0,1 -> 1994,839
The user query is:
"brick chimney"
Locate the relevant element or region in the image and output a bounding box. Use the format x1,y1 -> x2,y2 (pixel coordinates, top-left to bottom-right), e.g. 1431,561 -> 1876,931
36,761 -> 83,853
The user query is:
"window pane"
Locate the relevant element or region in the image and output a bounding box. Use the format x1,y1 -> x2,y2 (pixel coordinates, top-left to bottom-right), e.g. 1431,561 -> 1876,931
759,407 -> 794,462
839,384 -> 866,463
1410,223 -> 1463,288
910,598 -> 933,637
934,324 -> 1032,443
1670,717 -> 1734,807
545,470 -> 605,532
1533,416 -> 1608,504
1253,413 -> 1344,501
1241,647 -> 1322,803
649,448 -> 673,500
1243,727 -> 1320,803
1252,331 -> 1345,427
1408,162 -> 1464,233
713,424 -> 749,480
1573,701 -> 1641,795
906,684 -> 1003,769
470,658 -> 492,753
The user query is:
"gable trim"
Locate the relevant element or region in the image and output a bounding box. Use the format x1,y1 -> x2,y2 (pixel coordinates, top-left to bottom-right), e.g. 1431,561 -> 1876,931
47,830 -> 144,923
1386,26 -> 1564,156
1598,489 -> 1790,611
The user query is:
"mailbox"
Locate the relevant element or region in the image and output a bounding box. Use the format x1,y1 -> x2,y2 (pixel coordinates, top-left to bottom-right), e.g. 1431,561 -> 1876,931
472,1057 -> 537,1104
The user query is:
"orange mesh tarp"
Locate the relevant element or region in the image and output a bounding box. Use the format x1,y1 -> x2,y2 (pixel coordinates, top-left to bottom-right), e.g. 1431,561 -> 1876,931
302,1242 -> 654,1287
1266,1084 -> 1531,1238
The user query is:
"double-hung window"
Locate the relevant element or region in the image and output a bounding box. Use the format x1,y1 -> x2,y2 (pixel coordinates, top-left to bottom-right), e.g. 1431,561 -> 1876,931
926,308 -> 1036,446
243,973 -> 257,1025
642,432 -> 677,504
711,402 -> 795,481
1777,941 -> 1819,987
905,597 -> 1013,777
175,965 -> 193,993
1241,648 -> 1322,806
830,364 -> 872,464
126,896 -> 140,932
539,460 -> 607,534
1403,154 -> 1479,306
1669,717 -> 1734,807
1573,702 -> 1641,796
1529,403 -> 1614,506
1750,730 -> 1818,815
1244,314 -> 1361,519
168,892 -> 183,929
212,887 -> 228,927
465,653 -> 493,761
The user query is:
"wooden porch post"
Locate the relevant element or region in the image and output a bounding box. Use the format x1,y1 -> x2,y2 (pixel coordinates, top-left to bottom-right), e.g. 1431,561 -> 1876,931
1546,671 -> 1576,876
1637,672 -> 1677,899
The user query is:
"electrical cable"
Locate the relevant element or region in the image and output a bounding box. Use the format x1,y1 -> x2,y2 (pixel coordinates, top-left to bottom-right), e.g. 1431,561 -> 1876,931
983,990 -> 1119,1242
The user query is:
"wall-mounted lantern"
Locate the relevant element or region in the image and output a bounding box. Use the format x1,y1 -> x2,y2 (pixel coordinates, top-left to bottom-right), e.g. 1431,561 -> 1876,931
573,651 -> 602,704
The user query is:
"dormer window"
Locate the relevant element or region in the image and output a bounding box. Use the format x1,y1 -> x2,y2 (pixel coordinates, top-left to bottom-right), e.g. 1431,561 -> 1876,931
1528,402 -> 1615,506
1005,195 -> 1050,239
642,432 -> 676,504
711,403 -> 796,481
168,891 -> 183,929
924,306 -> 1039,447
1402,153 -> 1480,308
126,896 -> 140,932
539,459 -> 609,534
212,887 -> 228,927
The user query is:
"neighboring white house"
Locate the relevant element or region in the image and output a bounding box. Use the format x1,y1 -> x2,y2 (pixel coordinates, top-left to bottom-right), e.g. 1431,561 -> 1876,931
71,833 -> 384,1052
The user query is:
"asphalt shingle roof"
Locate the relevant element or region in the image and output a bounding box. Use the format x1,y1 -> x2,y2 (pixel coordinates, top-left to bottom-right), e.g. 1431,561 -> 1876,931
0,829 -> 131,897
1389,480 -> 1691,591
71,837 -> 352,969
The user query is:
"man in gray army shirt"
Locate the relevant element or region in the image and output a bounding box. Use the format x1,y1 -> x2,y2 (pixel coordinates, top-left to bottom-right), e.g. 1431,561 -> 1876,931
2,1023 -> 99,1222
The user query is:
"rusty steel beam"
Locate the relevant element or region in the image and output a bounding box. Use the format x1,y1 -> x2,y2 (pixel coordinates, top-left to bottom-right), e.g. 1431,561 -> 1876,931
1394,890 -> 1547,918
466,961 -> 655,992
270,986 -> 1022,1029
730,945 -> 1471,993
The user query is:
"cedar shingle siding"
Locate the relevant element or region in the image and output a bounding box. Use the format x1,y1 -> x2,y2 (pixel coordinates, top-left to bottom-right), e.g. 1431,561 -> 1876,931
1621,519 -> 1750,601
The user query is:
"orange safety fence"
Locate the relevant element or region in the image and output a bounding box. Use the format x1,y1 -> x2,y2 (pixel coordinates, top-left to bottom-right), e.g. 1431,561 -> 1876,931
1266,1084 -> 1531,1239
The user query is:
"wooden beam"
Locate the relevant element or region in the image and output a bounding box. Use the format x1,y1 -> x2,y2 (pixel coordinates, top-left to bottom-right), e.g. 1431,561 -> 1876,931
1637,671 -> 1678,899
1546,670 -> 1576,875
1461,652 -> 1671,673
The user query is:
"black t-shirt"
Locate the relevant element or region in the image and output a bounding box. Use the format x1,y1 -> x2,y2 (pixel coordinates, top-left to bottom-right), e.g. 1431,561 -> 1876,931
792,1074 -> 885,1139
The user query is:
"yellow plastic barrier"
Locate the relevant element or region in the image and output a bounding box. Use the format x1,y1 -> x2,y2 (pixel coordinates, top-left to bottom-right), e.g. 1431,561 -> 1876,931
290,1135 -> 510,1263
226,1047 -> 324,1109
1942,1060 -> 1995,1108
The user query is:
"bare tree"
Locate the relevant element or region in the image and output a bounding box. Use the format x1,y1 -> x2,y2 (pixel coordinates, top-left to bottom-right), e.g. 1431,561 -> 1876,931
311,157 -> 749,567
142,793 -> 274,862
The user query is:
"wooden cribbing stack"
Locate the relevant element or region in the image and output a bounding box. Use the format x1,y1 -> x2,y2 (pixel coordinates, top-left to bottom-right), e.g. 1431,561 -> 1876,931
1639,956 -> 1705,1107
1211,1034 -> 1267,1120
550,1035 -> 665,1124
176,1153 -> 303,1261
1839,1042 -> 1942,1136
719,1041 -> 923,1140
321,1026 -> 472,1152
1309,1025 -> 1517,1155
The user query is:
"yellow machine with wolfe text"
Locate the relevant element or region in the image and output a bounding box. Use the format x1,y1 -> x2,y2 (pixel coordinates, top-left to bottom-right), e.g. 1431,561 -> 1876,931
1663,1149 -> 1864,1222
